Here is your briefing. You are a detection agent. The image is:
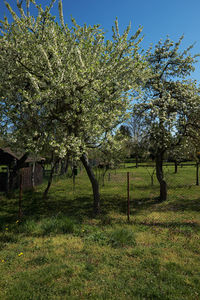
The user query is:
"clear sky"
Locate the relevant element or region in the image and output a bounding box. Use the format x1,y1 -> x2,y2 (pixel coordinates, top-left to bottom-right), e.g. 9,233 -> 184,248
1,0 -> 200,82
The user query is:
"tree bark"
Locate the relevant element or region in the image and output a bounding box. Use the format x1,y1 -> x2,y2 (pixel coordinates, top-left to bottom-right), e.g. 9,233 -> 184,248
156,152 -> 167,201
136,156 -> 138,168
80,154 -> 100,216
151,173 -> 154,186
43,158 -> 59,199
65,159 -> 69,174
63,155 -> 69,175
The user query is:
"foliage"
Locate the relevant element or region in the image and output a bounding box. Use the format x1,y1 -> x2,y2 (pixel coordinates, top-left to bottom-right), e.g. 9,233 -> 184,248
0,0 -> 147,160
134,36 -> 200,154
121,114 -> 148,162
89,131 -> 129,168
167,137 -> 194,162
133,36 -> 200,200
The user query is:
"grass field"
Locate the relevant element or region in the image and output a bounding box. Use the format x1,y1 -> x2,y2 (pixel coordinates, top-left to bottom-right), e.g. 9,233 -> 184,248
0,164 -> 200,299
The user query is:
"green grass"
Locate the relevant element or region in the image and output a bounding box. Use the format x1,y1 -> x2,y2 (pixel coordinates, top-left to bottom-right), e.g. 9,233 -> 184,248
0,164 -> 200,299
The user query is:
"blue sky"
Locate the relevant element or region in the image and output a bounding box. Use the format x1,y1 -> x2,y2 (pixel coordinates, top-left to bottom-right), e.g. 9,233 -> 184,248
1,0 -> 200,81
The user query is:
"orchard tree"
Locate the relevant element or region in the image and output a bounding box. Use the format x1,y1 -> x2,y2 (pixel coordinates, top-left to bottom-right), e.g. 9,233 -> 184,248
124,114 -> 147,167
0,0 -> 148,214
89,132 -> 128,186
167,137 -> 194,173
133,36 -> 200,201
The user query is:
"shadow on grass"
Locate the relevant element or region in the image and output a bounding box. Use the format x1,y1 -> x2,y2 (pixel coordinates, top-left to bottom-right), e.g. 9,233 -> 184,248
157,197 -> 200,212
131,195 -> 200,215
0,179 -> 199,229
131,185 -> 159,190
130,220 -> 200,233
168,184 -> 195,189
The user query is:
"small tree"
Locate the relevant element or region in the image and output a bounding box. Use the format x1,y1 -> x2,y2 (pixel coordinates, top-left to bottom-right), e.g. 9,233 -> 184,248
167,138 -> 194,173
134,36 -> 200,201
120,114 -> 147,167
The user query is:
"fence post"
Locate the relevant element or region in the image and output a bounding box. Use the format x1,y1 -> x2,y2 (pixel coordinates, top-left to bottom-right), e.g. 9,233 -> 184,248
6,166 -> 10,194
127,172 -> 130,222
19,169 -> 23,220
196,163 -> 199,186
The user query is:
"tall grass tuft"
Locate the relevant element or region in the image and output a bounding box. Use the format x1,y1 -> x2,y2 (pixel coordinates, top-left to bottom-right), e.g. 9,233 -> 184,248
17,215 -> 76,236
109,227 -> 136,247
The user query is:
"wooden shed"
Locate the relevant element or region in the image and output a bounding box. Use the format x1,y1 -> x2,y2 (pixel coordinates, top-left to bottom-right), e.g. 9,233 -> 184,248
0,148 -> 44,192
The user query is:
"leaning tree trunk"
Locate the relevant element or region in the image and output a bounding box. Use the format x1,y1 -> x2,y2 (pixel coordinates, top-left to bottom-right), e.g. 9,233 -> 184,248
80,154 -> 100,216
43,158 -> 59,199
156,152 -> 167,201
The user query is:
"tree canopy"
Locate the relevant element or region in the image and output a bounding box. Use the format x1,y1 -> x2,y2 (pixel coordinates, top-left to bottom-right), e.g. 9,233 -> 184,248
133,36 -> 200,201
0,0 -> 148,214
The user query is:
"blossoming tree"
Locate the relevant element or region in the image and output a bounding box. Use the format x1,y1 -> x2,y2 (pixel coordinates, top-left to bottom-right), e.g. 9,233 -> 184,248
0,0 -> 147,214
134,36 -> 200,201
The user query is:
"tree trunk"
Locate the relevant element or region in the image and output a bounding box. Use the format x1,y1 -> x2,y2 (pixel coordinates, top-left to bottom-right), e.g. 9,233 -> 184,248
80,154 -> 100,216
65,159 -> 69,174
55,160 -> 59,174
43,158 -> 59,199
196,162 -> 199,186
136,156 -> 138,168
64,155 -> 70,175
60,160 -> 65,175
156,152 -> 167,201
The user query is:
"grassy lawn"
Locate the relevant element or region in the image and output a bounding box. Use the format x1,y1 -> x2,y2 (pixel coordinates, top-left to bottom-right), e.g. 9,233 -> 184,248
0,165 -> 200,299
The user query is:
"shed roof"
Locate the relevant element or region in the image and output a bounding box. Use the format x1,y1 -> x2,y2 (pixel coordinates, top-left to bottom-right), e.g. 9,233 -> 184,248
0,148 -> 45,165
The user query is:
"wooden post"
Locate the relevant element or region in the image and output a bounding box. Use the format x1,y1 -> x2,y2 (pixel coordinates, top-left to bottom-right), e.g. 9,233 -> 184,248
19,169 -> 23,220
196,163 -> 199,186
127,172 -> 130,222
7,166 -> 10,194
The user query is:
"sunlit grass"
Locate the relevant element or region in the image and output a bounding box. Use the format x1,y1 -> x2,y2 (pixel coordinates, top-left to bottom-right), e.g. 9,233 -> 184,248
0,163 -> 200,299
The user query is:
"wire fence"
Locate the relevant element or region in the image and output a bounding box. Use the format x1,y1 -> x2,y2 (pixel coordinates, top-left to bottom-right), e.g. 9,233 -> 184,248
65,162 -> 200,217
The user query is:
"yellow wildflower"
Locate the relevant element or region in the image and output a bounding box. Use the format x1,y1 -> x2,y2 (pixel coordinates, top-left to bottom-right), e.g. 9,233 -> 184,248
1,260 -> 5,263
18,252 -> 23,257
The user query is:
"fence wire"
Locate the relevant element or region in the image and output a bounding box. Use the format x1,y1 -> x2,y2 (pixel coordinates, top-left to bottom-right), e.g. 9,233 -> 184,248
46,162 -> 199,218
